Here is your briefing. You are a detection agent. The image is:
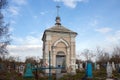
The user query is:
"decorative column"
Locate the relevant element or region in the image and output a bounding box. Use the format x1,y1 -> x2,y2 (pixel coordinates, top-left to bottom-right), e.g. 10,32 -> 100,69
44,42 -> 49,66
52,46 -> 56,67
66,47 -> 70,69
70,35 -> 76,74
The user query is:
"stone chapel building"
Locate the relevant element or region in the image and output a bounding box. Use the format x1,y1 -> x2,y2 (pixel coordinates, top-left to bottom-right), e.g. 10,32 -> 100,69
42,16 -> 77,73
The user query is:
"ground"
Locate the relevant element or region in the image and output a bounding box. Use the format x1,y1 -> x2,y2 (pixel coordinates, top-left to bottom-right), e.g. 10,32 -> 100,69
0,68 -> 120,80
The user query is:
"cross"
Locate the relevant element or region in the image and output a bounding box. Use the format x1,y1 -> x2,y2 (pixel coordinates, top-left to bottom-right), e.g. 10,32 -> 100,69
56,5 -> 60,16
31,51 -> 64,80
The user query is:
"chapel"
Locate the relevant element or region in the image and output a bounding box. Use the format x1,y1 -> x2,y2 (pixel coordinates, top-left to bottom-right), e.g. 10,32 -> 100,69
42,6 -> 77,73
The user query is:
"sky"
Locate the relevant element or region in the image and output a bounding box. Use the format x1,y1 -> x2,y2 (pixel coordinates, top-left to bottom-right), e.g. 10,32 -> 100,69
3,0 -> 120,61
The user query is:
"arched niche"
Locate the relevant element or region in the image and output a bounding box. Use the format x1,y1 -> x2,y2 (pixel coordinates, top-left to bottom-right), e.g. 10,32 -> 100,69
53,38 -> 69,47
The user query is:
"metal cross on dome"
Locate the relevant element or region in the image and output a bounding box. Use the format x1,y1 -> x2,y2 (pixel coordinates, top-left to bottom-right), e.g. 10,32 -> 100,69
56,5 -> 60,16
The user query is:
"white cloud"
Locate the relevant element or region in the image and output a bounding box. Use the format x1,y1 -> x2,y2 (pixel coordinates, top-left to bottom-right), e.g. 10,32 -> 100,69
10,20 -> 16,24
7,33 -> 43,61
53,0 -> 88,8
106,30 -> 120,43
8,6 -> 19,16
12,0 -> 27,5
96,30 -> 120,53
95,27 -> 112,34
7,45 -> 42,61
33,11 -> 48,19
40,12 -> 46,15
40,11 -> 48,15
9,27 -> 14,32
90,19 -> 98,27
12,35 -> 42,46
8,0 -> 27,16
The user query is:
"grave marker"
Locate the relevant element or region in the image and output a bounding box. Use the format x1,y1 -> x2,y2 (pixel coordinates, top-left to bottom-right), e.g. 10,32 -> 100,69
106,62 -> 112,78
75,64 -> 78,69
112,62 -> 115,71
31,51 -> 64,80
24,63 -> 34,78
0,63 -> 5,72
94,62 -> 97,70
96,64 -> 100,70
86,61 -> 92,78
79,63 -> 83,71
118,63 -> 120,73
19,65 -> 25,75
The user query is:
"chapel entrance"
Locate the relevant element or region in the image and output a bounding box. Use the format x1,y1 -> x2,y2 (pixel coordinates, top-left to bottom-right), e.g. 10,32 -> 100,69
56,52 -> 66,68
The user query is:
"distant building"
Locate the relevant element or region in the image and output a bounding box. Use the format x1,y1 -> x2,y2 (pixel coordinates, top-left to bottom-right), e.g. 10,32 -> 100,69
42,9 -> 77,74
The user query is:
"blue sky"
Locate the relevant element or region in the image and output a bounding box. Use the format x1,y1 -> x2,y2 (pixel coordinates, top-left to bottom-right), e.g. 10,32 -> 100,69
4,0 -> 120,61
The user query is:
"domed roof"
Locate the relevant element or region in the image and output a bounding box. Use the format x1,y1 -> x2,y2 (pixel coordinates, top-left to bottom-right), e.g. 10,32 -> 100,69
42,16 -> 77,41
45,16 -> 77,34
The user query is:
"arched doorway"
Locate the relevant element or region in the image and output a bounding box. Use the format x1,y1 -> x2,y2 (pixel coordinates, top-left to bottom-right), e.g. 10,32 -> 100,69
56,51 -> 66,68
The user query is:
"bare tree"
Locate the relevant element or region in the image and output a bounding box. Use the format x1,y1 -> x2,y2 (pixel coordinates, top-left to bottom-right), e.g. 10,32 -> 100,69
0,0 -> 10,59
110,45 -> 120,63
7,56 -> 16,62
0,0 -> 8,9
25,56 -> 37,64
81,49 -> 95,61
95,47 -> 109,63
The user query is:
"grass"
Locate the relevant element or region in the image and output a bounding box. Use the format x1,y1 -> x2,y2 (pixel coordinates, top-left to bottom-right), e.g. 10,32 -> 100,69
58,69 -> 120,80
0,69 -> 120,80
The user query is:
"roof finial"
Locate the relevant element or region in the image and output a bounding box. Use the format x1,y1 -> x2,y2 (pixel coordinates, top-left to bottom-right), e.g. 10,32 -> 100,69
55,5 -> 61,25
56,5 -> 60,17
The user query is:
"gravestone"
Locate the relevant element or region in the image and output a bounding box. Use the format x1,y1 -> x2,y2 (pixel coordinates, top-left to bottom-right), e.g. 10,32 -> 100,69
118,63 -> 120,73
24,63 -> 34,78
86,62 -> 92,78
15,65 -> 19,72
103,63 -> 107,68
79,63 -> 83,71
13,62 -> 16,70
106,62 -> 112,78
0,63 -> 5,73
75,64 -> 78,69
112,62 -> 115,71
19,64 -> 25,76
0,63 -> 7,80
8,65 -> 11,72
0,64 -> 3,71
119,63 -> 120,67
85,62 -> 87,69
38,64 -> 41,68
115,64 -> 119,70
94,62 -> 97,70
96,64 -> 100,70
34,65 -> 37,68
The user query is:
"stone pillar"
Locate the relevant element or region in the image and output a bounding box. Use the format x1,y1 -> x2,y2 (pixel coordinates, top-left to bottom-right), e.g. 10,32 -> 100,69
70,35 -> 76,74
52,47 -> 56,67
66,47 -> 70,69
44,42 -> 49,66
53,54 -> 56,67
70,42 -> 76,74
